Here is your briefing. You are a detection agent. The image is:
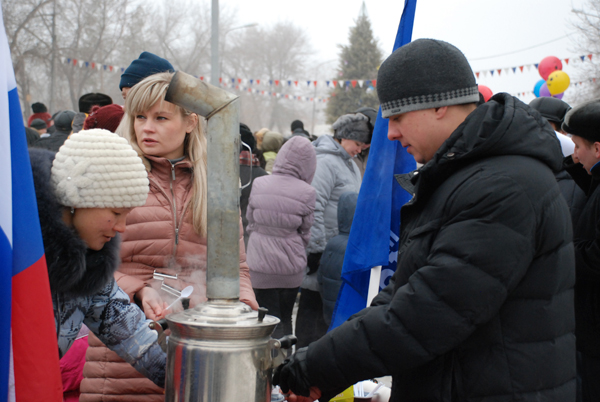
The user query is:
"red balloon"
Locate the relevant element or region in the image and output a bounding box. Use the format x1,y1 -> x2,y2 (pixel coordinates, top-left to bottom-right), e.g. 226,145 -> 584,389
478,85 -> 493,102
538,56 -> 563,80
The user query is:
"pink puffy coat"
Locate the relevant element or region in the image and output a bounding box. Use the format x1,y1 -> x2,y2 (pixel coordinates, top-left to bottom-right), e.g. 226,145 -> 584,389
246,136 -> 317,289
80,156 -> 257,401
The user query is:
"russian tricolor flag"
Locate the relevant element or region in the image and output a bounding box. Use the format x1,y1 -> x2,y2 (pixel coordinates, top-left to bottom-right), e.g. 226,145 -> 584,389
329,0 -> 418,329
1,7 -> 63,401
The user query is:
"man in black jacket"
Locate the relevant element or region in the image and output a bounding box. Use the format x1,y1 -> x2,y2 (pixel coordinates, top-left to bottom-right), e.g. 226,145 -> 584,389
274,39 -> 575,402
562,99 -> 600,402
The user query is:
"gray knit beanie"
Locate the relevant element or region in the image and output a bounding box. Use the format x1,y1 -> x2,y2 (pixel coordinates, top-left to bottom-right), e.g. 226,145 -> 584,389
377,39 -> 479,118
51,129 -> 149,208
332,113 -> 371,144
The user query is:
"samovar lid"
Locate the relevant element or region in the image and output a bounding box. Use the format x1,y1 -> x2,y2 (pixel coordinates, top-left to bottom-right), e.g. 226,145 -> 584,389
166,300 -> 280,340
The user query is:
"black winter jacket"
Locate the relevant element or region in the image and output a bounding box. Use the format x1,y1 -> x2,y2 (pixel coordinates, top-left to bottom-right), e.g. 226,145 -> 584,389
566,161 -> 600,357
307,94 -> 576,402
318,192 -> 358,326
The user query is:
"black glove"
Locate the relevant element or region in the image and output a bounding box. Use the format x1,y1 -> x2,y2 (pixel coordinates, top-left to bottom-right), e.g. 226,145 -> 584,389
272,347 -> 312,397
307,252 -> 322,275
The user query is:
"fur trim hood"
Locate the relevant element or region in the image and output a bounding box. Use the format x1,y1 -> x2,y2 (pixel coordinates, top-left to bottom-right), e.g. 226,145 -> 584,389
29,149 -> 121,297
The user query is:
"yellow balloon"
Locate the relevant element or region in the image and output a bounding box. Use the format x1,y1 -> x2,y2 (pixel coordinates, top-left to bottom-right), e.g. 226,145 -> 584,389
546,71 -> 570,95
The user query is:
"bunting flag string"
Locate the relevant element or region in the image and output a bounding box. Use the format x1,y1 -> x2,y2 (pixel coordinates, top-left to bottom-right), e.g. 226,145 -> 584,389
61,53 -> 595,92
509,77 -> 598,98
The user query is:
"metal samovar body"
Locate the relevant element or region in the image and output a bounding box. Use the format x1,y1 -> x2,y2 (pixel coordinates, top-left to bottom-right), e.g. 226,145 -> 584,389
162,72 -> 293,402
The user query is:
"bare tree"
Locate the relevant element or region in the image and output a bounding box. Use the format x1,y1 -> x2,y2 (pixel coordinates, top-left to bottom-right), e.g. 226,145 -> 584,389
570,0 -> 600,102
227,21 -> 314,133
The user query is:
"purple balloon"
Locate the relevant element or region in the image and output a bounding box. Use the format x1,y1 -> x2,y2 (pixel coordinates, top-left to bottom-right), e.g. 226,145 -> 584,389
553,92 -> 564,100
539,82 -> 551,97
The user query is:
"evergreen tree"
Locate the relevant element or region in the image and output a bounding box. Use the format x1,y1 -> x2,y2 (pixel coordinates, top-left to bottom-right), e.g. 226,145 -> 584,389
325,2 -> 383,124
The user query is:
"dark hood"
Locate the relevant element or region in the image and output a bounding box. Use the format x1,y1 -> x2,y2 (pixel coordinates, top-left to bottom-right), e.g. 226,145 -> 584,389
337,192 -> 358,235
408,93 -> 564,197
29,148 -> 121,297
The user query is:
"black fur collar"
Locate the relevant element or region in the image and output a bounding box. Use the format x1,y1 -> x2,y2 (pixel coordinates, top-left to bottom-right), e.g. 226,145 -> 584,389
29,149 -> 120,297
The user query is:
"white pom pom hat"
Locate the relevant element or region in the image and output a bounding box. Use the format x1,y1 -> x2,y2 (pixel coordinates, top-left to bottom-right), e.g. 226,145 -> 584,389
51,129 -> 149,208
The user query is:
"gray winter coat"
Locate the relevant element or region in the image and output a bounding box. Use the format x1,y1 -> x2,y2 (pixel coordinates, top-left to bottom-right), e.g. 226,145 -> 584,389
307,135 -> 361,254
29,148 -> 166,387
246,137 -> 317,288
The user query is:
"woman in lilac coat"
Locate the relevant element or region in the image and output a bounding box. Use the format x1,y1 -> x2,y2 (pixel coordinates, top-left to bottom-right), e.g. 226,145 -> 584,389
246,136 -> 317,338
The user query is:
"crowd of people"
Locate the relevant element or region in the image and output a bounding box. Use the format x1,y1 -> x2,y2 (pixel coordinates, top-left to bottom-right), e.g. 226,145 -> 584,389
20,38 -> 600,402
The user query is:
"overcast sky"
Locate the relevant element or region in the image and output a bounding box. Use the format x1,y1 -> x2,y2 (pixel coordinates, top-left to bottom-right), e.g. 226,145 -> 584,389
221,0 -> 588,104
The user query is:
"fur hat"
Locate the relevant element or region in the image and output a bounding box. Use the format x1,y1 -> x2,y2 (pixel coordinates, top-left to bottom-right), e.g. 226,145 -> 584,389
562,99 -> 600,143
30,118 -> 47,130
51,129 -> 149,208
83,104 -> 124,133
78,93 -> 113,113
529,97 -> 571,126
119,51 -> 174,90
377,39 -> 479,118
332,113 -> 372,144
31,102 -> 47,113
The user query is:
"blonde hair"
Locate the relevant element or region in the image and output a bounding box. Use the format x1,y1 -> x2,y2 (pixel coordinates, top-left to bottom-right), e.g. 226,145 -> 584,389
121,72 -> 208,237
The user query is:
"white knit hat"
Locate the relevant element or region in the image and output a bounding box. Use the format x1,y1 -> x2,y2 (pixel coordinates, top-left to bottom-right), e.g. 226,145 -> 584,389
51,129 -> 149,208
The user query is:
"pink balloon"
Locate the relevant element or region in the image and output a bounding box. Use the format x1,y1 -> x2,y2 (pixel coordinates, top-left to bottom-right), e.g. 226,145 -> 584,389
539,82 -> 552,97
538,56 -> 563,80
478,85 -> 493,102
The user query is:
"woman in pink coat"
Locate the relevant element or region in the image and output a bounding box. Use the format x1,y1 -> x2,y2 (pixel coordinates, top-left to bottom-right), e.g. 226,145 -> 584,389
246,136 -> 317,338
80,72 -> 257,401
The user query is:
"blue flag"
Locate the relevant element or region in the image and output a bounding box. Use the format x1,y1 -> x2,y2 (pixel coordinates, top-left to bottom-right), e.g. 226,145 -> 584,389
330,0 -> 418,329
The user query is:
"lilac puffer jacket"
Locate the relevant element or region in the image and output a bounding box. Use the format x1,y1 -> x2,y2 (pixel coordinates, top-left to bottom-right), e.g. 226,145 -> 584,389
246,136 -> 317,289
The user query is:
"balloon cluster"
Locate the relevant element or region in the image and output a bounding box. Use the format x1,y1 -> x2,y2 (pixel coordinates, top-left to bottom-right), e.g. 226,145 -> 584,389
533,56 -> 570,99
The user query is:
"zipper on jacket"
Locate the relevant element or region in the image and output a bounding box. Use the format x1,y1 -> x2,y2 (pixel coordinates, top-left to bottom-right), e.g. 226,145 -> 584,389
170,162 -> 179,248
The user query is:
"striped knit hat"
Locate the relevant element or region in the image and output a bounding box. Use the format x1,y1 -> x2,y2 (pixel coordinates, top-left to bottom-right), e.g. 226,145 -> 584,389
377,39 -> 479,118
51,129 -> 149,208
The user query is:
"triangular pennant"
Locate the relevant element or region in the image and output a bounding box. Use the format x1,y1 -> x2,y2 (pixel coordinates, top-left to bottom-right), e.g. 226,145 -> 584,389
103,64 -> 107,70
589,54 -> 593,61
313,81 -> 317,87
345,80 -> 351,87
372,80 -> 376,87
358,80 -> 364,87
73,59 -> 78,66
66,58 -> 71,64
249,79 -> 253,84
504,68 -> 509,75
121,67 -> 124,73
85,61 -> 89,68
287,80 -> 292,86
275,80 -> 280,86
91,62 -> 95,69
526,65 -> 532,71
490,70 -> 494,76
257,79 -> 261,85
519,66 -> 524,72
351,80 -> 357,88
238,78 -> 242,84
534,63 -> 539,69
497,69 -> 501,76
200,76 -> 204,81
326,80 -> 331,87
511,67 -> 516,73
109,65 -> 113,72
476,72 -> 480,78
581,55 -> 586,62
564,58 -> 569,65
231,78 -> 235,84
294,80 -> 298,86
269,80 -> 273,86
306,80 -> 311,86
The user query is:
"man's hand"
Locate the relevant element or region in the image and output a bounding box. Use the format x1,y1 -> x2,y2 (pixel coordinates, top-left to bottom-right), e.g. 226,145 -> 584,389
136,286 -> 168,320
273,348 -> 312,397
